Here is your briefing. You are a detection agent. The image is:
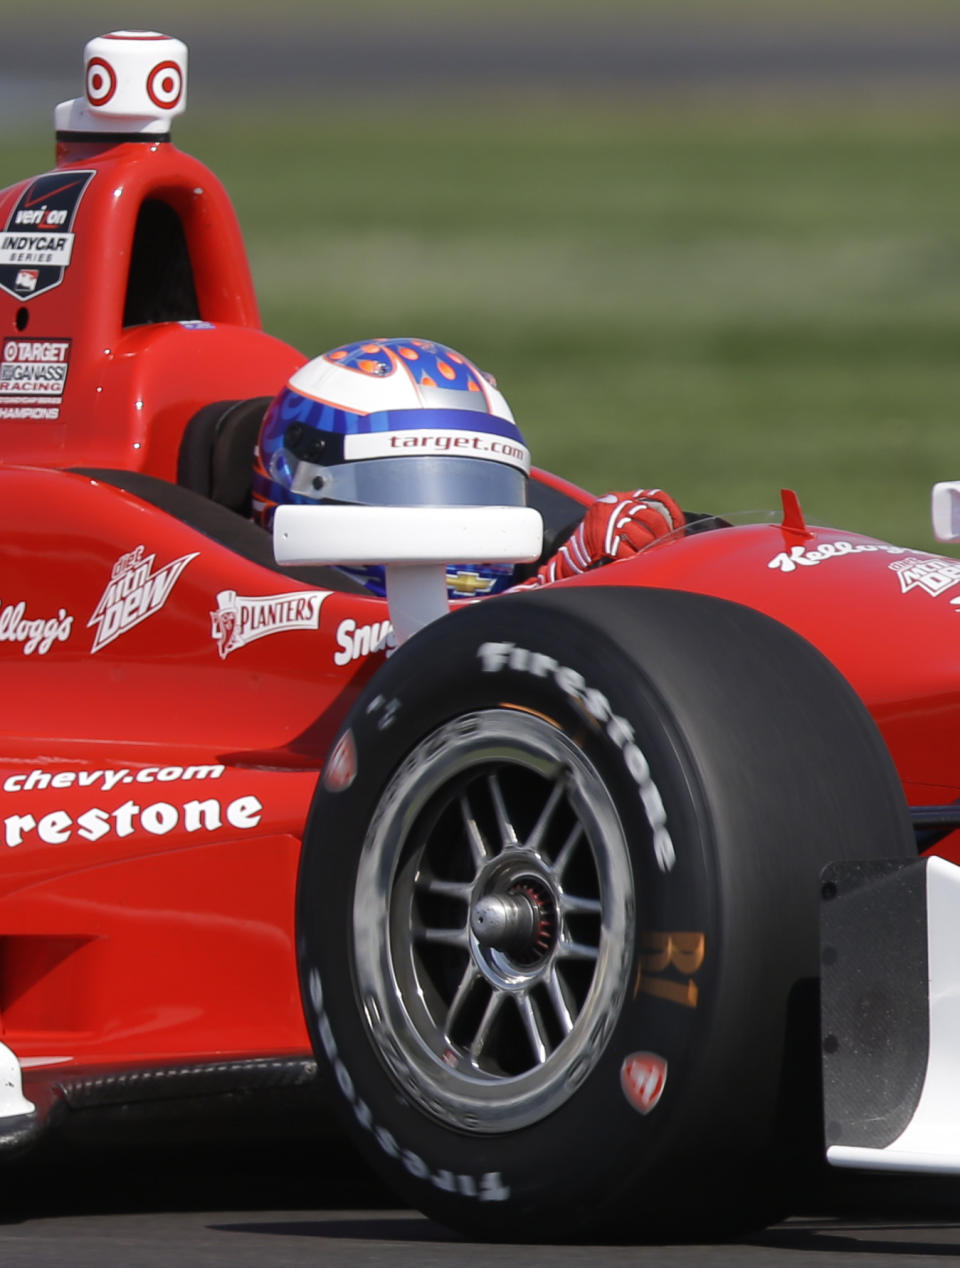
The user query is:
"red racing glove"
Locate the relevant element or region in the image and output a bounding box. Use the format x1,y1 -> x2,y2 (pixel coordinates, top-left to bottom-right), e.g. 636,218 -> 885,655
528,488 -> 685,586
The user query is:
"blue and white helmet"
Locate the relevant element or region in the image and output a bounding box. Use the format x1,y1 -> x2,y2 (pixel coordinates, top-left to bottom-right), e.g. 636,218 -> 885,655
253,337 -> 530,598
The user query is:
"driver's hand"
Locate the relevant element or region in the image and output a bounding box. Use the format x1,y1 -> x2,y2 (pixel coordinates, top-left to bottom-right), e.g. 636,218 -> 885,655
532,489 -> 685,584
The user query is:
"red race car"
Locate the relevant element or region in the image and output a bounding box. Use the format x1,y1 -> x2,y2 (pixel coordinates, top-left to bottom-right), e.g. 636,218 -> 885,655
0,28 -> 955,1242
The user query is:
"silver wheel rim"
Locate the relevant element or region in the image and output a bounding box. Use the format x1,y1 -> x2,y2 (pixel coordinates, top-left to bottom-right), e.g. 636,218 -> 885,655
353,709 -> 635,1133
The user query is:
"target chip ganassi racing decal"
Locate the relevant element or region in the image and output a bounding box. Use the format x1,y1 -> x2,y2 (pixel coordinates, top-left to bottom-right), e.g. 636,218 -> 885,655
0,338 -> 72,421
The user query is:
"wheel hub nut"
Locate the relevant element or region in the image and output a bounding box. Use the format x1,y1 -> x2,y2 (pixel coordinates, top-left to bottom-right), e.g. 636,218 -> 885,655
471,892 -> 540,954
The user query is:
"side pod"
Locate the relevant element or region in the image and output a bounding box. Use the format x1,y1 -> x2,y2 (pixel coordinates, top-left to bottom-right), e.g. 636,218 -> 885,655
822,855 -> 960,1173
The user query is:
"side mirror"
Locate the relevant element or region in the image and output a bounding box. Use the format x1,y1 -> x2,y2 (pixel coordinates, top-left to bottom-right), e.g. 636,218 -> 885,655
932,482 -> 960,542
274,504 -> 544,643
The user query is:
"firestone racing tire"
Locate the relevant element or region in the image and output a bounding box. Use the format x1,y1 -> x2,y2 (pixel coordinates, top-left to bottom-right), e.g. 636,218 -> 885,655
296,587 -> 915,1241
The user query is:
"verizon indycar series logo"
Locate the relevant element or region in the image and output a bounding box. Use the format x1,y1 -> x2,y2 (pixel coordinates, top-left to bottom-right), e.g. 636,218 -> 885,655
89,545 -> 198,653
210,589 -> 329,658
0,170 -> 95,300
0,338 -> 71,421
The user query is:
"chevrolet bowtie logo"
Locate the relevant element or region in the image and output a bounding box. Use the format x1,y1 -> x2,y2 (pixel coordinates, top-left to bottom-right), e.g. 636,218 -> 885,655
447,570 -> 497,595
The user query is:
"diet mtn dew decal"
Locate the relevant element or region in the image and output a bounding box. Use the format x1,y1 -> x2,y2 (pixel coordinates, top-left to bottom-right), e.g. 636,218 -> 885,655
0,171 -> 95,300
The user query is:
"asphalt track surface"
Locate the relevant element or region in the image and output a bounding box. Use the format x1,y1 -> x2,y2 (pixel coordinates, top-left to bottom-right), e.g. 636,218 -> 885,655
5,1122 -> 960,1267
0,1149 -> 956,1268
3,12 -> 960,1265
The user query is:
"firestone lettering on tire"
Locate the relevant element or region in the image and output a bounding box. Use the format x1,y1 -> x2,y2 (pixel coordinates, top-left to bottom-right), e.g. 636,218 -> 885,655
306,967 -> 510,1202
476,641 -> 676,872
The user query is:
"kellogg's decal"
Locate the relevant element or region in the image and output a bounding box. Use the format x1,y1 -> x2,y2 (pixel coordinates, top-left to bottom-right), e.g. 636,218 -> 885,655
0,600 -> 72,655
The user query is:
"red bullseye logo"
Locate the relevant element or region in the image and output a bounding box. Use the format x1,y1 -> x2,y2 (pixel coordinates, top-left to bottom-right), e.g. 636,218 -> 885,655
146,61 -> 183,109
86,57 -> 117,106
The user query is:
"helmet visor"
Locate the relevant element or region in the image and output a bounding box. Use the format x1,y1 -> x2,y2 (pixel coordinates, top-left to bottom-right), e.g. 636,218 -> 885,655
286,454 -> 527,507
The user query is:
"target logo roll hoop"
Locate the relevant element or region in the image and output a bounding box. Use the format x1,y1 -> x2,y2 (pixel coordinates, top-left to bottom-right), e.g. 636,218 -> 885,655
55,31 -> 188,136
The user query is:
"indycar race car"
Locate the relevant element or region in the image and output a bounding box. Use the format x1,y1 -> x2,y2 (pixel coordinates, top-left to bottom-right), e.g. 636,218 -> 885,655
0,28 -> 958,1243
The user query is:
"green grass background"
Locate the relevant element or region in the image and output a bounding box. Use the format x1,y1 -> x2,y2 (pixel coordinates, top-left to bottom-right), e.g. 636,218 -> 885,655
6,72 -> 960,547
197,101 -> 960,549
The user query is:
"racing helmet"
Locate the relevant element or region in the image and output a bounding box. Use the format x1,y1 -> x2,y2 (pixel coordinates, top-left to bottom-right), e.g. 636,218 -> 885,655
252,337 -> 530,599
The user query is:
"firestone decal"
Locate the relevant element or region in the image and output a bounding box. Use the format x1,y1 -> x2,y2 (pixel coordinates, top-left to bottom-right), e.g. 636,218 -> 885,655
620,1052 -> 668,1115
768,540 -> 908,573
0,601 -> 72,655
3,794 -> 262,849
890,556 -> 960,597
89,545 -> 198,653
477,641 -> 676,873
210,589 -> 329,658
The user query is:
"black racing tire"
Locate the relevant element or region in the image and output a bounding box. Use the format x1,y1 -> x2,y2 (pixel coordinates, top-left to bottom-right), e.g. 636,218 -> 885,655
296,587 -> 915,1241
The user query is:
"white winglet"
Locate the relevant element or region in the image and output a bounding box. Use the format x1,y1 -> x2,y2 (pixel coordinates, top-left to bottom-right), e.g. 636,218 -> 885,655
274,504 -> 543,643
0,1041 -> 35,1120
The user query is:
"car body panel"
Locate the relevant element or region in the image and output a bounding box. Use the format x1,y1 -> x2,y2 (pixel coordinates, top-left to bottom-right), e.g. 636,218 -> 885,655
579,520 -> 960,834
0,36 -> 956,1169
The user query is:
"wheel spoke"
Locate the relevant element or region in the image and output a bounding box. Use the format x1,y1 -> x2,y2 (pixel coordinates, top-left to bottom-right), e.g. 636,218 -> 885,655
468,987 -> 507,1062
545,967 -> 576,1036
525,780 -> 565,855
551,821 -> 583,879
560,892 -> 602,917
460,791 -> 491,868
487,772 -> 519,849
446,961 -> 482,1031
416,871 -> 472,901
416,924 -> 470,948
556,936 -> 600,962
516,992 -> 549,1065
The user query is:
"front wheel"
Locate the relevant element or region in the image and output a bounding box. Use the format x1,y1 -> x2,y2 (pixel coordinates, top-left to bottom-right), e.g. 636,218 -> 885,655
297,587 -> 915,1240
